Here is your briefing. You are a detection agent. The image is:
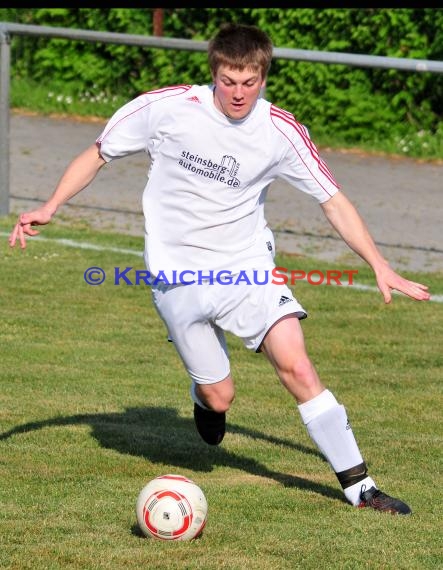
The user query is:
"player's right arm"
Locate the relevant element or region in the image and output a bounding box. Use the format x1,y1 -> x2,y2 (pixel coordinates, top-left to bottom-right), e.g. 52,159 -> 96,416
9,143 -> 106,249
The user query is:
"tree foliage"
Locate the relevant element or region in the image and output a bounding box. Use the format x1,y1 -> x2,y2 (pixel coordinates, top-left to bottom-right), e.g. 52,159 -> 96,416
1,8 -> 442,151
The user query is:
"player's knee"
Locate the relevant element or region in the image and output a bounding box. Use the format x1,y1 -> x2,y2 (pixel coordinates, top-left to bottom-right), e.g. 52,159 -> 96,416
196,394 -> 232,414
210,399 -> 232,414
196,380 -> 235,413
207,389 -> 235,413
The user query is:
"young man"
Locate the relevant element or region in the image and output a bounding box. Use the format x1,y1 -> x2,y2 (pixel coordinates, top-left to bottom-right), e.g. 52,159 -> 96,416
9,23 -> 430,514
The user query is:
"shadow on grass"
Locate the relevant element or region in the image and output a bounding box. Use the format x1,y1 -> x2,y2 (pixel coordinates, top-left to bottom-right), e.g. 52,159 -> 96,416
0,406 -> 344,504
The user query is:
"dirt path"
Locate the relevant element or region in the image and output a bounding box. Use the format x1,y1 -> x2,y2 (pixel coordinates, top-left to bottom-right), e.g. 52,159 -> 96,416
9,112 -> 443,273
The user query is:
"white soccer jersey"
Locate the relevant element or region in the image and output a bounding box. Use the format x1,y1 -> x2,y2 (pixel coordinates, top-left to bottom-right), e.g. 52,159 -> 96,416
96,84 -> 340,279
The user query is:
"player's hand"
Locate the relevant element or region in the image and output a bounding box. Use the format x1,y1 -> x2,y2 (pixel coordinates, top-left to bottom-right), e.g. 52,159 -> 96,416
375,264 -> 430,303
8,206 -> 55,249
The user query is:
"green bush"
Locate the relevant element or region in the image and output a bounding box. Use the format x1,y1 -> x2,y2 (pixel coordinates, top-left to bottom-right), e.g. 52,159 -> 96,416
2,8 -> 443,158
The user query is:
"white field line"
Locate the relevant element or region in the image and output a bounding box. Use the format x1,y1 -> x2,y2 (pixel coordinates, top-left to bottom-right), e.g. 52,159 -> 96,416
2,232 -> 144,257
3,232 -> 443,303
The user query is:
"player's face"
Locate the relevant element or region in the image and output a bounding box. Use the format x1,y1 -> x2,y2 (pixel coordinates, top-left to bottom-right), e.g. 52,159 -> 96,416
212,65 -> 266,120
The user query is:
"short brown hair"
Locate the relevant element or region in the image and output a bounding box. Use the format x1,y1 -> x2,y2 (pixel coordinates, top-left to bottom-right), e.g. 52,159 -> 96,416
208,23 -> 273,79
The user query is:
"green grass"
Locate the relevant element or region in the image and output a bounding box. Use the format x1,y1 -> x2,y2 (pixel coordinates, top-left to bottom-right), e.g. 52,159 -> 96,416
11,77 -> 130,122
1,217 -> 442,570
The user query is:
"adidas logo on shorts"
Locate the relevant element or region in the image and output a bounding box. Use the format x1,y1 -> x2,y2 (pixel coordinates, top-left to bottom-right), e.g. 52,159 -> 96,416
279,295 -> 293,306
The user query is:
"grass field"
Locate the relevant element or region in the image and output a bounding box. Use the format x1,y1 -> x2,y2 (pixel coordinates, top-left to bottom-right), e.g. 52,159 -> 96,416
1,217 -> 442,570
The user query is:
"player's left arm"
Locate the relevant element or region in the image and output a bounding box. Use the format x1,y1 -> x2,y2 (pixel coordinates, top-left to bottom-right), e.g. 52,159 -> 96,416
320,190 -> 430,303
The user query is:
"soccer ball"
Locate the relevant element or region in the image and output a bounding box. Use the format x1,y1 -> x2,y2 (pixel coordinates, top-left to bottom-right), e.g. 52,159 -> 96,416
136,474 -> 208,541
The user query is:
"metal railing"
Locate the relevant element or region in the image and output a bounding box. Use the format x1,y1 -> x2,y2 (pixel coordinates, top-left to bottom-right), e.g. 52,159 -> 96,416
2,21 -> 443,216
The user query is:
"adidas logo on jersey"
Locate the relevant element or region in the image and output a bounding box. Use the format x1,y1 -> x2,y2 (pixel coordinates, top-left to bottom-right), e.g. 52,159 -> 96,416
279,295 -> 293,306
186,96 -> 201,104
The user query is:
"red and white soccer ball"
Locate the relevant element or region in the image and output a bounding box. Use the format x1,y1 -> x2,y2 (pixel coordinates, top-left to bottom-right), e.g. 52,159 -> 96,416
136,474 -> 208,541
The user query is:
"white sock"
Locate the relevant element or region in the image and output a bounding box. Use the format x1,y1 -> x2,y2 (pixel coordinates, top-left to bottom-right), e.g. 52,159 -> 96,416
298,389 -> 339,423
298,390 -> 376,505
343,476 -> 377,506
190,381 -> 210,410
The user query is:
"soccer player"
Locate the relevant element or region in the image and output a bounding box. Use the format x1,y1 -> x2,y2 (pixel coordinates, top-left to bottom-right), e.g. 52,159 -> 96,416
9,23 -> 430,514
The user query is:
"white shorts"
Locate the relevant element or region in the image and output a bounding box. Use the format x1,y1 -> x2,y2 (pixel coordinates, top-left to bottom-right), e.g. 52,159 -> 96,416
151,269 -> 307,385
